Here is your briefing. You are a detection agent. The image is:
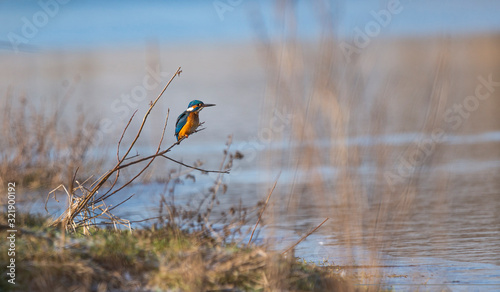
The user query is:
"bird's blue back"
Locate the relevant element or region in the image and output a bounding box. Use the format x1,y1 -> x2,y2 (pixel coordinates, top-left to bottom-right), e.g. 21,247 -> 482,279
174,100 -> 207,140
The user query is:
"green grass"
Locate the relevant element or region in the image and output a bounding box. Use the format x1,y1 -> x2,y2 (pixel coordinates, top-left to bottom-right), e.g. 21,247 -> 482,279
0,213 -> 355,291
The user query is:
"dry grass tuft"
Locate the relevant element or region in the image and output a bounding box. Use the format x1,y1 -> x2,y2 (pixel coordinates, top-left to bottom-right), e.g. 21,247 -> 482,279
0,213 -> 354,291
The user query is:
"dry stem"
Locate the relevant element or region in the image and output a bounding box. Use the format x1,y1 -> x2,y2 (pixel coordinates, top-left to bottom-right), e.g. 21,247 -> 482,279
282,218 -> 329,255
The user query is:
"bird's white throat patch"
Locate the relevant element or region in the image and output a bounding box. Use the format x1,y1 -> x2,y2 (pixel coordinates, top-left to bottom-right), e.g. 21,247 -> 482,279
186,106 -> 195,112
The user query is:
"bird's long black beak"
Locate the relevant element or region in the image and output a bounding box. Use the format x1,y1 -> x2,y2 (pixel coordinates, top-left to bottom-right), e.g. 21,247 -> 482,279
202,103 -> 216,107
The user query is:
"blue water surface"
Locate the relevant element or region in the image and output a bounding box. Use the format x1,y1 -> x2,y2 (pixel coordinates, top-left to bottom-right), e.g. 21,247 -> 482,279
1,0 -> 500,51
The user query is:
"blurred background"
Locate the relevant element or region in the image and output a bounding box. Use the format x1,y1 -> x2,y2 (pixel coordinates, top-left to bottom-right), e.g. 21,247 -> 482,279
1,0 -> 500,288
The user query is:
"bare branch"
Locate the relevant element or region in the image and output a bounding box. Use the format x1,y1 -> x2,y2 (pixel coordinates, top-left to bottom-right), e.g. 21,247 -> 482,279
97,110 -> 171,202
157,109 -> 170,152
108,193 -> 135,212
118,67 -> 181,165
117,110 -> 138,162
161,155 -> 230,174
65,67 -> 182,226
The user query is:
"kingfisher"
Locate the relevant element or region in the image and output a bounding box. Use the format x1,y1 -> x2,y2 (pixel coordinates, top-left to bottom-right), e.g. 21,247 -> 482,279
175,100 -> 216,141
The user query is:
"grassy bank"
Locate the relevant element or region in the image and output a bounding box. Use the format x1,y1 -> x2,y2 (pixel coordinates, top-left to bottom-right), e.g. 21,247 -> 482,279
0,213 -> 355,291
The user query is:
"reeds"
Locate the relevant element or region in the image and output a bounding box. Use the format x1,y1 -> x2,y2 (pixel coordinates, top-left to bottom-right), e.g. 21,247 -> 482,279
251,0 -> 489,286
0,81 -> 100,190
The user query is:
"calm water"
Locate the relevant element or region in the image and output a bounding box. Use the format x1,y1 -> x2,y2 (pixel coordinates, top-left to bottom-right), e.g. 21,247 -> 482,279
2,0 -> 500,51
34,130 -> 500,290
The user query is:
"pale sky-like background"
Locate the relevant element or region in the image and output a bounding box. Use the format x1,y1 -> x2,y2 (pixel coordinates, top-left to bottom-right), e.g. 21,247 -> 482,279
1,0 -> 500,51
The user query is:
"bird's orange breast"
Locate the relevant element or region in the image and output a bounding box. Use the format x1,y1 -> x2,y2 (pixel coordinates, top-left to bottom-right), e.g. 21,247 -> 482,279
178,112 -> 199,138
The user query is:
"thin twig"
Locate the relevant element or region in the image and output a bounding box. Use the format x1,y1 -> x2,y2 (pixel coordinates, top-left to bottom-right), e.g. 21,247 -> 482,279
203,135 -> 232,222
106,107 -> 138,204
157,109 -> 170,151
81,216 -> 161,227
108,194 -> 135,212
114,135 -> 227,174
118,67 -> 181,165
46,184 -> 66,213
282,218 -> 329,255
115,139 -> 182,170
97,109 -> 171,202
161,155 -> 230,174
117,110 -> 138,162
248,173 -> 279,245
98,151 -> 158,202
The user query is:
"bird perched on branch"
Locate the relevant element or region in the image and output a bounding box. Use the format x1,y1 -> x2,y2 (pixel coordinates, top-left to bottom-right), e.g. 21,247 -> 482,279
175,100 -> 216,141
